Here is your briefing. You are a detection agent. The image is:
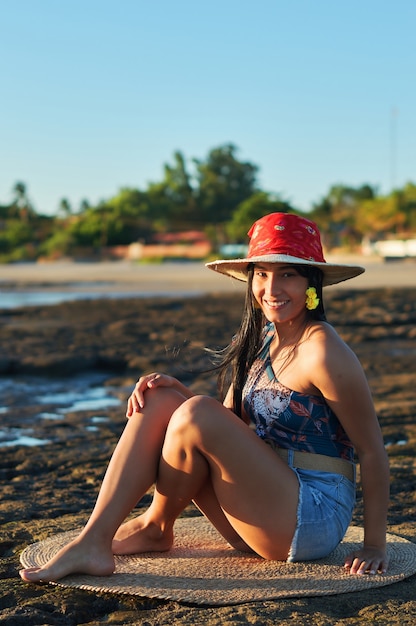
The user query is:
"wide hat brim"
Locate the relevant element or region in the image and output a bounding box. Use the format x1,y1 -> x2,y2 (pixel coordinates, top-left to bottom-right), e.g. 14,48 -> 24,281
206,254 -> 365,287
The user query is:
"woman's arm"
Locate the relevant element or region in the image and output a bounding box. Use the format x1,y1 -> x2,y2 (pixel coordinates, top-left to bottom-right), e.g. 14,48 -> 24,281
308,326 -> 390,574
345,440 -> 390,574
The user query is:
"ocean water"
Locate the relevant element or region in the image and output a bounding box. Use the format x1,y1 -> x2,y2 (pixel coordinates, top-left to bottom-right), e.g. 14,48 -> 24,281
0,373 -> 123,448
0,288 -> 205,309
0,283 -> 200,448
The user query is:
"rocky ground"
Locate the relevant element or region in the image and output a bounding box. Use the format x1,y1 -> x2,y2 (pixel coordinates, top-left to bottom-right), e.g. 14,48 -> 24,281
1,288 -> 415,625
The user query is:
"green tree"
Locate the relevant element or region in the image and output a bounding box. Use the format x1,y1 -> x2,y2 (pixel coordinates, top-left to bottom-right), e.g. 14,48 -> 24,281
225,191 -> 297,241
103,188 -> 153,242
160,151 -> 197,227
38,228 -> 75,258
311,184 -> 377,247
79,199 -> 91,213
68,209 -> 106,248
69,189 -> 153,249
58,198 -> 72,217
355,192 -> 407,237
0,220 -> 35,260
400,183 -> 416,231
194,144 -> 259,224
13,181 -> 28,205
12,181 -> 35,222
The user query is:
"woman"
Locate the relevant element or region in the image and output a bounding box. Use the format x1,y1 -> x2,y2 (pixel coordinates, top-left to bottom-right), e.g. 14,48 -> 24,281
19,212 -> 390,583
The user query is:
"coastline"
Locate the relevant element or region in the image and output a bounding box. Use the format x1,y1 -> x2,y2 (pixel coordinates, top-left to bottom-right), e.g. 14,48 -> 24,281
0,257 -> 415,297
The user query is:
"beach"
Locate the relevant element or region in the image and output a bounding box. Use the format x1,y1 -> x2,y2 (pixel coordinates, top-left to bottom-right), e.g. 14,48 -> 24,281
0,256 -> 415,294
0,262 -> 415,624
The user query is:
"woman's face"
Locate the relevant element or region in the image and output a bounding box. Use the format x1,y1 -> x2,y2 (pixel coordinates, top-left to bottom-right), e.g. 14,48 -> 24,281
251,263 -> 309,325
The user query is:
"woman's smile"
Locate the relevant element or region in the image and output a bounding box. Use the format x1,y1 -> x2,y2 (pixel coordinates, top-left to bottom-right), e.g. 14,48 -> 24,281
262,298 -> 290,310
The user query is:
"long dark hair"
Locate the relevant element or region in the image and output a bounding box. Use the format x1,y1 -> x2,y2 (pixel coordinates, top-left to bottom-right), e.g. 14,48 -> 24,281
215,263 -> 326,417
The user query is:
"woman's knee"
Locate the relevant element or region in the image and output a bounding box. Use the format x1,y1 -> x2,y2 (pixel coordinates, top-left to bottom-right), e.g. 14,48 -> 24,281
168,396 -> 225,440
132,387 -> 187,426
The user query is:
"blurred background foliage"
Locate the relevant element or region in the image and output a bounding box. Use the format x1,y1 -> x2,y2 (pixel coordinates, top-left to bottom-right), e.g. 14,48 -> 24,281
1,143 -> 415,262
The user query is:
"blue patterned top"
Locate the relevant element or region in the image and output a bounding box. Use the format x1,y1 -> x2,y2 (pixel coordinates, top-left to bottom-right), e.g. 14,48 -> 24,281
242,324 -> 354,461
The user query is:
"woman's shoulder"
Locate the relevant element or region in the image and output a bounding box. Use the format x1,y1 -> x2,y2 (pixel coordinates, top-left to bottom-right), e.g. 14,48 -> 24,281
303,320 -> 333,344
301,321 -> 353,362
303,321 -> 360,370
305,320 -> 344,343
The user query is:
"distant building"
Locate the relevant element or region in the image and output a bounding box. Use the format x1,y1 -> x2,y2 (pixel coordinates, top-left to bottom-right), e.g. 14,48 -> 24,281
219,244 -> 248,258
362,236 -> 416,260
108,231 -> 212,261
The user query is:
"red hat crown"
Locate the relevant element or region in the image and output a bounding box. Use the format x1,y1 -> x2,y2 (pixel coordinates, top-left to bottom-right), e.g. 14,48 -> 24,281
247,213 -> 326,263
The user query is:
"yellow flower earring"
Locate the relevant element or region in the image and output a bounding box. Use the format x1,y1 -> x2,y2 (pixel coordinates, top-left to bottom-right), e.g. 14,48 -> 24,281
305,287 -> 320,310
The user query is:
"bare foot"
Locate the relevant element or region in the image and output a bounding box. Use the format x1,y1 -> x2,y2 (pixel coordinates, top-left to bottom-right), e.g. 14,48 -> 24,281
19,535 -> 115,583
112,515 -> 173,555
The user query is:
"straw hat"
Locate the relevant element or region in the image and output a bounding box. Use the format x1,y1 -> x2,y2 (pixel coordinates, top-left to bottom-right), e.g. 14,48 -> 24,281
20,517 -> 416,606
206,213 -> 365,287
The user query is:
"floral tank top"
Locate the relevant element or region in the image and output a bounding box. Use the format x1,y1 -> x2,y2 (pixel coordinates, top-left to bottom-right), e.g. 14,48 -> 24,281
242,324 -> 354,462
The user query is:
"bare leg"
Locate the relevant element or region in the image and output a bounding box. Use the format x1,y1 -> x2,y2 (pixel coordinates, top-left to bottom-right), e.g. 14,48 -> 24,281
112,406 -> 212,554
20,392 -> 300,581
19,388 -> 186,583
193,482 -> 254,553
112,395 -> 300,561
113,454 -> 253,554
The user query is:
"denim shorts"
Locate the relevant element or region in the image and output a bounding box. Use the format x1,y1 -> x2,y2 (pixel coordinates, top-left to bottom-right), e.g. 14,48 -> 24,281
286,452 -> 356,562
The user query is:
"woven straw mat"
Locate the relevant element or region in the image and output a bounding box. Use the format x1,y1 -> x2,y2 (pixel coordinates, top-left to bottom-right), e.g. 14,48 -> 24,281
20,517 -> 416,606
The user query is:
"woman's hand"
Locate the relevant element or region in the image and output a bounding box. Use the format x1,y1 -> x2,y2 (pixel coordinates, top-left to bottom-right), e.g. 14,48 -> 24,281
344,545 -> 389,575
126,373 -> 176,417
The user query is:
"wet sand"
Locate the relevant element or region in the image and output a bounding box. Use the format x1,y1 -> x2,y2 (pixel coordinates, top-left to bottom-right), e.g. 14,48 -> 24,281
0,257 -> 414,295
0,281 -> 415,624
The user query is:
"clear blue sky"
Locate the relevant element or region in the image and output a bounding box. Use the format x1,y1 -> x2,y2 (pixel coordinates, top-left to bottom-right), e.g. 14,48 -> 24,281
1,0 -> 415,215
